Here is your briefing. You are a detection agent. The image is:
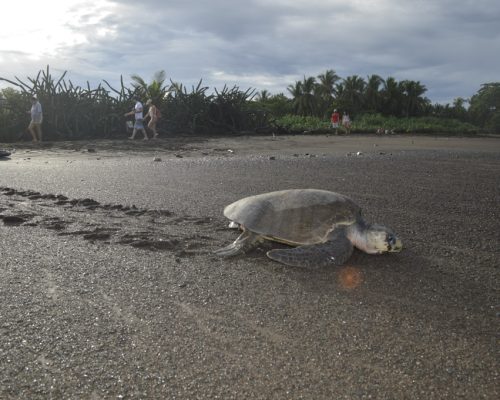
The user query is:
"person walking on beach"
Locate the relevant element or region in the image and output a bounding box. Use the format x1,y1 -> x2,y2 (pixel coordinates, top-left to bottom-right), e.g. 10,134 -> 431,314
342,112 -> 351,134
27,96 -> 43,142
125,97 -> 148,140
330,109 -> 340,134
144,99 -> 159,139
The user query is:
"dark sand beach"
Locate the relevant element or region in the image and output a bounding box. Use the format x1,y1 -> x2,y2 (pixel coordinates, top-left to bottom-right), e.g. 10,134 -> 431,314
1,134 -> 499,399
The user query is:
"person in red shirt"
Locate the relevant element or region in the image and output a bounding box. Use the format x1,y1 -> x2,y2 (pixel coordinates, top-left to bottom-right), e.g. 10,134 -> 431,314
330,109 -> 340,134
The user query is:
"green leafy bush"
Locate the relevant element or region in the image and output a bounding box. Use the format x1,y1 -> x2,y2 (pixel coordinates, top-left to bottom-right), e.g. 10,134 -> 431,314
353,114 -> 480,134
274,113 -> 479,134
274,114 -> 330,132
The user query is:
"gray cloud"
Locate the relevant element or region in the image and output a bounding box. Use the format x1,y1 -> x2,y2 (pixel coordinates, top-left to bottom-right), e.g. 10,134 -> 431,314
1,0 -> 499,103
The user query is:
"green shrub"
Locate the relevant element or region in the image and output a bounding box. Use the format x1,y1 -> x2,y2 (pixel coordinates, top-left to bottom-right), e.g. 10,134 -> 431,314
272,113 -> 480,135
353,114 -> 480,134
274,114 -> 330,132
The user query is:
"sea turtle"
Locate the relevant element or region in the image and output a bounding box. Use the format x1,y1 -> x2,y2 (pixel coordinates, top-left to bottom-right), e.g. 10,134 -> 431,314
215,189 -> 403,267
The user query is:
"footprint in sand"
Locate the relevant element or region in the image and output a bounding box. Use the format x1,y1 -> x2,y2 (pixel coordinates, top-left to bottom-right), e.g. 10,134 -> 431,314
0,215 -> 29,225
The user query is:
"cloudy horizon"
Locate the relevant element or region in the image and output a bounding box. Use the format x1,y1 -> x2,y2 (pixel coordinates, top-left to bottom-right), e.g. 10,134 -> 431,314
1,0 -> 499,104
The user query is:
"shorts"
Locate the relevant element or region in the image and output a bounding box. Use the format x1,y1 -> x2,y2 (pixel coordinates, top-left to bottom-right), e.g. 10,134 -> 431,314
29,121 -> 42,130
331,122 -> 339,128
134,119 -> 144,129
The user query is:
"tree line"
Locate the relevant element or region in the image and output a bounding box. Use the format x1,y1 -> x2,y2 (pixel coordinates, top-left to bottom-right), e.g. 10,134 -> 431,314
0,66 -> 498,142
259,70 -> 499,132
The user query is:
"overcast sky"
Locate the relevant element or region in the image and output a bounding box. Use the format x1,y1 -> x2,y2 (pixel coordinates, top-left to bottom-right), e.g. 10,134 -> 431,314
0,0 -> 499,104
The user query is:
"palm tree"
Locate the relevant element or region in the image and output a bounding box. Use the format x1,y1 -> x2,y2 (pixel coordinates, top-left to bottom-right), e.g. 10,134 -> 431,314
316,69 -> 340,117
256,89 -> 271,102
130,70 -> 169,105
451,97 -> 468,120
300,76 -> 317,116
317,70 -> 340,97
381,77 -> 404,116
336,75 -> 366,115
287,81 -> 302,114
287,76 -> 317,116
364,74 -> 384,113
400,80 -> 428,117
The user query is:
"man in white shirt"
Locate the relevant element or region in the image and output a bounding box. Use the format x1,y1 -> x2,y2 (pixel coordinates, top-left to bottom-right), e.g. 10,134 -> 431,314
27,96 -> 43,142
125,97 -> 148,140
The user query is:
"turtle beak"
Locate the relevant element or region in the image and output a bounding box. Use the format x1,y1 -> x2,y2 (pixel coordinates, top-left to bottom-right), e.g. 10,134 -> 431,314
388,237 -> 403,253
385,233 -> 403,253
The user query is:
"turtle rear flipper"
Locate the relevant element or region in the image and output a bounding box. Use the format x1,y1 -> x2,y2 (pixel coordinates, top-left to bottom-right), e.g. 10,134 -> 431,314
214,230 -> 263,257
267,237 -> 353,268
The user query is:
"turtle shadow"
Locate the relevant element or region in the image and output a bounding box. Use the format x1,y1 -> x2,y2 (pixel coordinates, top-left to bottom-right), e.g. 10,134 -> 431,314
284,245 -> 496,334
224,245 -> 402,296
242,244 -> 398,271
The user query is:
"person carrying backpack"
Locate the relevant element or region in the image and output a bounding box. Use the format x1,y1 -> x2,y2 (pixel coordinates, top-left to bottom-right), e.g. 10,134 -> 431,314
144,99 -> 161,139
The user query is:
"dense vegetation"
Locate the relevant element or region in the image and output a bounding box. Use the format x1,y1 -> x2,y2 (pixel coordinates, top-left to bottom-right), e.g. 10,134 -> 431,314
0,66 -> 498,142
273,114 -> 479,135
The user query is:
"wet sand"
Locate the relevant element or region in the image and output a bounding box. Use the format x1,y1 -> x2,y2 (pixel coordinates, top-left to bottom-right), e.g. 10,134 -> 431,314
3,133 -> 500,160
0,134 -> 499,399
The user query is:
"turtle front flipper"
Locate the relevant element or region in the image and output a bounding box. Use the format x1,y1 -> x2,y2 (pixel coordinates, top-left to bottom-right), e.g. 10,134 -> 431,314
214,230 -> 263,257
267,236 -> 353,268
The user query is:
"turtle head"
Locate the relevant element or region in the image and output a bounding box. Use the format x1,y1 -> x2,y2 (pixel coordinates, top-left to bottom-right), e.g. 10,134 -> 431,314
350,223 -> 403,254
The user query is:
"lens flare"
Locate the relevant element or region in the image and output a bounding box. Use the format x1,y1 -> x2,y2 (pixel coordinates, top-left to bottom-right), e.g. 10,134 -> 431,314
337,266 -> 363,289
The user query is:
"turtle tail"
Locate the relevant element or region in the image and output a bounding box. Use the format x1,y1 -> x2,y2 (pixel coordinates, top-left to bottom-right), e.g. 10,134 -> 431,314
214,230 -> 263,257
